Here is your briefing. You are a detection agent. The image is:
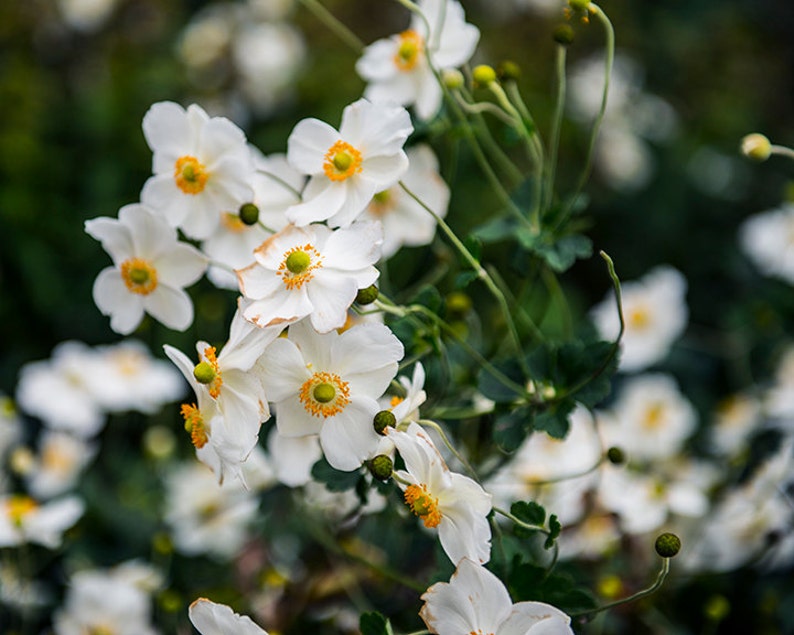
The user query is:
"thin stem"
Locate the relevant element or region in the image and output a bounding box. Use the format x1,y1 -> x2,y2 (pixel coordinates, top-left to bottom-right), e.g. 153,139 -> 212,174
417,418 -> 479,481
485,264 -> 546,344
296,0 -> 364,53
259,169 -> 303,198
493,505 -> 549,534
545,44 -> 567,213
520,456 -> 604,486
564,3 -> 614,218
571,558 -> 671,618
770,144 -> 794,160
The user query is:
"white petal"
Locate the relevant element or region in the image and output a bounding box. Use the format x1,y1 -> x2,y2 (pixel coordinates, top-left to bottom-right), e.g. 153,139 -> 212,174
287,118 -> 340,175
499,602 -> 573,635
339,99 -> 413,156
144,285 -> 194,331
189,598 -> 269,635
286,179 -> 347,226
319,398 -> 381,471
155,242 -> 208,287
84,216 -> 133,263
93,268 -> 145,335
260,337 -> 311,402
274,394 -> 323,437
306,272 -> 358,333
356,38 -> 400,81
334,323 -> 403,394
143,101 -> 192,171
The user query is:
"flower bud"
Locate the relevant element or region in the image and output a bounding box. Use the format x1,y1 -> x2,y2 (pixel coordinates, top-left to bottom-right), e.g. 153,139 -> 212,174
446,291 -> 472,317
553,24 -> 575,45
654,532 -> 681,558
193,361 -> 216,384
568,0 -> 590,10
239,202 -> 260,225
740,133 -> 771,162
497,60 -> 521,82
472,64 -> 497,87
442,68 -> 464,90
606,446 -> 625,465
356,284 -> 379,305
373,409 -> 396,434
368,454 -> 394,481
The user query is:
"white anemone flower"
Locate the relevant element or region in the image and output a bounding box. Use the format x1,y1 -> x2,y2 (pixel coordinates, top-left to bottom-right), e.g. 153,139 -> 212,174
189,598 -> 268,635
259,320 -> 403,471
739,203 -> 794,284
360,144 -> 450,259
356,0 -> 480,121
591,265 -> 688,372
25,431 -> 97,500
266,426 -> 322,488
237,221 -> 382,333
0,494 -> 84,549
165,306 -> 280,483
285,98 -> 413,228
420,558 -> 574,635
389,423 -> 492,565
85,203 -> 208,335
140,101 -> 256,240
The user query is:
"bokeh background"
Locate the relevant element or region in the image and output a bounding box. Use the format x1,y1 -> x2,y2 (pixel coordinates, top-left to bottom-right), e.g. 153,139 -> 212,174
2,0 -> 794,632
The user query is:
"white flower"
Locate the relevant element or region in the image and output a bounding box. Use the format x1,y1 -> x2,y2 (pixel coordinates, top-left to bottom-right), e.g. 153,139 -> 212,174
189,598 -> 268,635
85,340 -> 186,414
739,203 -> 794,284
360,144 -> 450,259
15,341 -> 105,437
165,305 -> 280,483
389,423 -> 492,565
591,265 -> 688,372
356,0 -> 480,120
237,221 -> 382,333
765,345 -> 794,423
164,460 -> 261,560
0,494 -> 84,549
140,101 -> 255,240
260,320 -> 403,471
0,396 -> 21,460
385,362 -> 427,425
266,426 -> 322,488
420,558 -> 574,635
600,373 -> 697,462
53,565 -> 158,635
285,98 -> 413,227
85,203 -> 208,335
710,392 -> 762,456
25,431 -> 97,500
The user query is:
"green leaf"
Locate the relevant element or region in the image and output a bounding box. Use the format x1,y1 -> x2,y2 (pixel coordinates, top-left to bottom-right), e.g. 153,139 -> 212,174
360,612 -> 391,635
472,216 -> 519,243
536,234 -> 593,272
544,514 -> 562,550
311,457 -> 361,492
412,284 -> 444,315
464,234 -> 482,262
533,399 -> 575,439
455,270 -> 480,289
493,406 -> 532,452
511,500 -> 546,526
477,358 -> 526,403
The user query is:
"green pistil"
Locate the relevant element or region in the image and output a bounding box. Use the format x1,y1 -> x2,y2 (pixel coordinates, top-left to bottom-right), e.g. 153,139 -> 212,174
193,361 -> 216,384
333,152 -> 353,172
286,250 -> 311,274
313,383 -> 336,403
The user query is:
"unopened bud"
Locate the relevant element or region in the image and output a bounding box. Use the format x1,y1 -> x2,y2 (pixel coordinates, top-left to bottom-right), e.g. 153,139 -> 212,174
472,64 -> 497,87
442,68 -> 464,90
740,133 -> 772,162
606,446 -> 625,465
239,202 -> 260,225
654,532 -> 681,558
497,60 -> 521,82
373,409 -> 396,434
553,24 -> 575,45
356,285 -> 379,305
368,454 -> 394,481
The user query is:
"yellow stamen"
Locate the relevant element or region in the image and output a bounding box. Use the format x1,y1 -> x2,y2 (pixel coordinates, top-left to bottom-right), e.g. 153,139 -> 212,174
323,140 -> 363,182
390,395 -> 404,408
394,30 -> 423,72
180,403 -> 209,449
6,495 -> 37,526
628,306 -> 650,330
404,483 -> 441,528
642,403 -> 665,430
221,211 -> 247,233
278,243 -> 323,290
201,346 -> 223,399
120,258 -> 158,295
299,371 -> 350,418
174,155 -> 209,194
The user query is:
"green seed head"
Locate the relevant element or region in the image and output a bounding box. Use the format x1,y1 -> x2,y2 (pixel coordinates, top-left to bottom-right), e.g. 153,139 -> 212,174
654,532 -> 681,558
239,202 -> 260,225
568,0 -> 591,11
193,361 -> 216,385
606,446 -> 625,465
355,285 -> 379,305
497,60 -> 521,82
313,382 -> 336,403
286,250 -> 312,274
373,409 -> 397,434
368,454 -> 394,481
129,267 -> 150,285
442,69 -> 464,90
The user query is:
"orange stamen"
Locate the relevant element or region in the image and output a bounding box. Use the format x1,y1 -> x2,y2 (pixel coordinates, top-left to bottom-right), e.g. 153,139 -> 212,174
174,155 -> 209,194
120,258 -> 158,295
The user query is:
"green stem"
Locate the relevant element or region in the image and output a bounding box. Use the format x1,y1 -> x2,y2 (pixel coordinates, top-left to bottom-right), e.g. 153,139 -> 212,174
493,505 -> 549,534
770,144 -> 794,160
260,169 -> 303,199
296,0 -> 364,53
545,44 -> 567,213
417,418 -> 479,480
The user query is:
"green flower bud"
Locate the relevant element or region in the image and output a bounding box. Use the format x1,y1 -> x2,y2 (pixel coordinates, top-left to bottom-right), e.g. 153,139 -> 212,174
356,284 -> 379,305
442,68 -> 464,90
568,0 -> 590,11
472,64 -> 497,86
740,133 -> 771,162
239,202 -> 260,225
193,361 -> 216,384
606,446 -> 625,465
654,532 -> 681,558
497,60 -> 521,82
553,24 -> 575,45
368,454 -> 394,481
373,409 -> 396,434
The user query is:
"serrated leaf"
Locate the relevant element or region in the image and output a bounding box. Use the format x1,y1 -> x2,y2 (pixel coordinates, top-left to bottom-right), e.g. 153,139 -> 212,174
360,612 -> 391,635
311,457 -> 361,492
535,234 -> 593,272
544,514 -> 562,549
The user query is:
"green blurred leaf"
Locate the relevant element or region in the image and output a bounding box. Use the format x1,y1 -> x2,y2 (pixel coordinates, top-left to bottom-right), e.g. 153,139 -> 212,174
360,612 -> 391,635
311,457 -> 361,492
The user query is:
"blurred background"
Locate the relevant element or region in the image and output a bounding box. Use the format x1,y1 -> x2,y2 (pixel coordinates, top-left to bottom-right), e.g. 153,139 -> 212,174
2,0 -> 794,632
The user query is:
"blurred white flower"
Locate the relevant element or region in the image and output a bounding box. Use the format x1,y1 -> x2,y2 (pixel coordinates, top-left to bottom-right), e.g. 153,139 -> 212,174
359,144 -> 450,259
591,265 -> 688,372
24,431 -> 96,500
740,203 -> 794,285
0,494 -> 84,549
0,396 -> 22,459
765,344 -> 794,424
709,392 -> 763,456
56,0 -> 119,32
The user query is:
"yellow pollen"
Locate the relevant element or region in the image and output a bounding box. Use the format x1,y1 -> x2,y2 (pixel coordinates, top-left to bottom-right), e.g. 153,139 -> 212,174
390,395 -> 404,408
278,243 -> 323,290
181,403 -> 209,449
628,306 -> 650,330
323,140 -> 363,182
642,402 -> 665,430
404,483 -> 441,528
174,155 -> 209,194
394,30 -> 423,71
299,371 -> 350,418
201,346 -> 223,399
87,626 -> 116,635
120,258 -> 158,295
221,211 -> 247,233
6,495 -> 38,526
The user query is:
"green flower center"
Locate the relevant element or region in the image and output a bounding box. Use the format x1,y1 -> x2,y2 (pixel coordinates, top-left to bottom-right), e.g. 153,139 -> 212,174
286,250 -> 312,274
313,383 -> 336,403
